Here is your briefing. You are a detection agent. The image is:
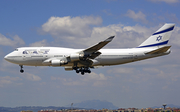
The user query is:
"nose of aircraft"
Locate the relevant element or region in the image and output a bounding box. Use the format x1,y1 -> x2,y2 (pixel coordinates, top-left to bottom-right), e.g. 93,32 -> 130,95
4,54 -> 13,62
4,54 -> 9,61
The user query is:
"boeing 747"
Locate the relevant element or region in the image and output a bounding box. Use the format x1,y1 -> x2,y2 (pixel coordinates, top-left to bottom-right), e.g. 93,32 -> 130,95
4,23 -> 175,75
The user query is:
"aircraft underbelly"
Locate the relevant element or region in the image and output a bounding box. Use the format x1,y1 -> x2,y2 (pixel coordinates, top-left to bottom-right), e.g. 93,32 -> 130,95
98,57 -> 134,65
97,53 -> 167,66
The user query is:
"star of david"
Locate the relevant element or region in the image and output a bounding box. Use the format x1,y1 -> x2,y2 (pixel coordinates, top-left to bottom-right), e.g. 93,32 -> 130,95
156,35 -> 162,41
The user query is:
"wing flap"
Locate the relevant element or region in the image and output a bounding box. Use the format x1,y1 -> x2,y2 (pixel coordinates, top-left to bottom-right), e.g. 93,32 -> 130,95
88,51 -> 101,59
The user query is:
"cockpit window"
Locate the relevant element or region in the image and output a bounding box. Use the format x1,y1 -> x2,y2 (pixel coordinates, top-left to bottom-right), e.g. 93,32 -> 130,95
15,49 -> 18,51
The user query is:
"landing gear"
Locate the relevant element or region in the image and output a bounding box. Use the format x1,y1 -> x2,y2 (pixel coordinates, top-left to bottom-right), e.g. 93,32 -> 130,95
20,69 -> 24,73
19,65 -> 24,73
76,69 -> 80,73
73,67 -> 91,75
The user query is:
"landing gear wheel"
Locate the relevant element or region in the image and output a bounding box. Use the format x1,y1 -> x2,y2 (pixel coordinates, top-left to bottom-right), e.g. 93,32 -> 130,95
19,65 -> 24,73
76,70 -> 79,73
20,69 -> 24,73
88,70 -> 91,73
73,66 -> 91,75
81,71 -> 84,75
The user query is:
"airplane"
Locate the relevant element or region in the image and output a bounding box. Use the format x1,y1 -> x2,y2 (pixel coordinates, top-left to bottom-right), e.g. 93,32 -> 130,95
4,23 -> 175,75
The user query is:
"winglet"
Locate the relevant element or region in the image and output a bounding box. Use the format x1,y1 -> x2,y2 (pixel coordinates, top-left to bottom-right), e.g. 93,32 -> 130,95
104,36 -> 115,42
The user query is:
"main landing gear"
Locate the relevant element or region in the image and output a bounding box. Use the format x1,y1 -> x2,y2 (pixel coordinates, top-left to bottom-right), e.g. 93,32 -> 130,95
74,67 -> 91,75
19,65 -> 24,73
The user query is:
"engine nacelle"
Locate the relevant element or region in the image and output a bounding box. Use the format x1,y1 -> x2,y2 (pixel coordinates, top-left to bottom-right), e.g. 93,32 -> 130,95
51,58 -> 68,67
70,53 -> 84,62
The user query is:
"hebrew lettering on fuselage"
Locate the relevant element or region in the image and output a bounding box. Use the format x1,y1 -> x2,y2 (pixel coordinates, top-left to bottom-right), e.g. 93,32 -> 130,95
22,50 -> 49,55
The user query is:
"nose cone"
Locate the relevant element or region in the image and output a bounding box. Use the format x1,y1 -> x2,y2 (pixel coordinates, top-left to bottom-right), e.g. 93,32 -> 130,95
4,54 -> 14,62
4,54 -> 10,61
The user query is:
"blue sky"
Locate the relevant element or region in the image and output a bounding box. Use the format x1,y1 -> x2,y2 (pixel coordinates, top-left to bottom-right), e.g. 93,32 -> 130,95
1,0 -> 180,108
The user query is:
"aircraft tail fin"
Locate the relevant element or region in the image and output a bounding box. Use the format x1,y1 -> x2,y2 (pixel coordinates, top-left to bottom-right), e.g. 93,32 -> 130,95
138,23 -> 175,48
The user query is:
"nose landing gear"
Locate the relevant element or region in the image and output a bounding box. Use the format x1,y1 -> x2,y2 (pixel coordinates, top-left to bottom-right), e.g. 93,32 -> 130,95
19,65 -> 24,73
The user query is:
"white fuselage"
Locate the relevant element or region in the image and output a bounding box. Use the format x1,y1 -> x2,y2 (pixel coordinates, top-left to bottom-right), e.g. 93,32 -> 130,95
3,23 -> 174,74
4,47 -> 170,68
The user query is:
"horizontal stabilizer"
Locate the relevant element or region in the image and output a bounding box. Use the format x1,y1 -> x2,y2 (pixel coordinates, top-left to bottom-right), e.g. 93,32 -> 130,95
145,46 -> 171,54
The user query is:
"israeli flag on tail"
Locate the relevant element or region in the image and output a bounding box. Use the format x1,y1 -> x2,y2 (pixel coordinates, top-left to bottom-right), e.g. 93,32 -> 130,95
138,23 -> 175,48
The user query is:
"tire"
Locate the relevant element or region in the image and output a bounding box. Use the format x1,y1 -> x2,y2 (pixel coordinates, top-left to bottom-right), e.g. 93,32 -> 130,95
20,70 -> 24,73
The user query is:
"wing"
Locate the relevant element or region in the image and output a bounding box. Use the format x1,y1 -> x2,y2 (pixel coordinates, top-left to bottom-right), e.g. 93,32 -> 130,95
79,36 -> 115,59
83,36 -> 115,54
43,36 -> 115,70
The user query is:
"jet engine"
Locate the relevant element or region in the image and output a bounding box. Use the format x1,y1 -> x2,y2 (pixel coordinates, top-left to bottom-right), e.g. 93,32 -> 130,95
51,58 -> 68,66
70,53 -> 84,61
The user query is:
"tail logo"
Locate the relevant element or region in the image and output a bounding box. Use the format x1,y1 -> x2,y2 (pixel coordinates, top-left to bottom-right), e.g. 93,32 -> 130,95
156,35 -> 162,41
